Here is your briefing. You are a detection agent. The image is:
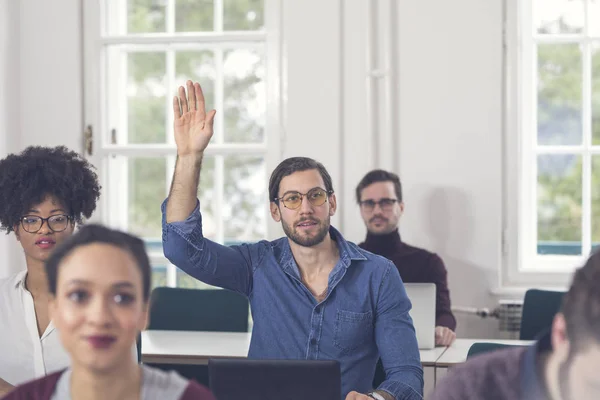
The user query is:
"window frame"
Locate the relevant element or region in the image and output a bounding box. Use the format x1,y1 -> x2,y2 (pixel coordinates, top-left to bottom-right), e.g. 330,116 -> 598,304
503,0 -> 598,287
82,0 -> 284,288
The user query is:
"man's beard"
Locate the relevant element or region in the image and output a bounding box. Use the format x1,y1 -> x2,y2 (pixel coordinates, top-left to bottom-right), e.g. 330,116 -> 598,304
282,216 -> 330,247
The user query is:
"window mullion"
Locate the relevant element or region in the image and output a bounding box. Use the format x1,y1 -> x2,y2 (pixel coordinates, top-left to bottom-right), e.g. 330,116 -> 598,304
582,0 -> 593,255
215,155 -> 225,244
167,0 -> 175,34
167,264 -> 177,287
215,0 -> 224,32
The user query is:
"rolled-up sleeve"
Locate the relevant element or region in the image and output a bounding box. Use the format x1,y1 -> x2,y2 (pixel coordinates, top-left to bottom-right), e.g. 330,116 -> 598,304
161,198 -> 260,295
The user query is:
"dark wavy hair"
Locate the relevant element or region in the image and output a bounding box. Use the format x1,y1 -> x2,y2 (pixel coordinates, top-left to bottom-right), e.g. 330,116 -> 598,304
355,169 -> 403,203
268,157 -> 334,203
0,146 -> 101,233
561,249 -> 600,353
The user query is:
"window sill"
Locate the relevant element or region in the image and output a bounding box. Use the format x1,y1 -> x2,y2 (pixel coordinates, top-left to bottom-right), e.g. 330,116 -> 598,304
490,285 -> 567,300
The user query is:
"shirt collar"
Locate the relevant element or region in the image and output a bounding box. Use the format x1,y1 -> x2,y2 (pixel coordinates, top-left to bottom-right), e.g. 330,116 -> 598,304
13,269 -> 57,338
521,329 -> 552,400
12,270 -> 28,290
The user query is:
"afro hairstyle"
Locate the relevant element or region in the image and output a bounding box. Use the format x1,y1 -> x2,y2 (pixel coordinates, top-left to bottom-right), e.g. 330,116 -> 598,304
0,146 -> 101,233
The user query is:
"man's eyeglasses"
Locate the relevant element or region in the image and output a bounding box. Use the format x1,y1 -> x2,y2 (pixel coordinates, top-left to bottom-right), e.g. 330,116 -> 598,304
275,188 -> 333,210
20,214 -> 72,233
359,198 -> 398,212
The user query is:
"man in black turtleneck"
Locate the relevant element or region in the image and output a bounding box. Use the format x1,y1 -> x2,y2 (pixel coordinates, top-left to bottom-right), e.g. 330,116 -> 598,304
356,170 -> 456,346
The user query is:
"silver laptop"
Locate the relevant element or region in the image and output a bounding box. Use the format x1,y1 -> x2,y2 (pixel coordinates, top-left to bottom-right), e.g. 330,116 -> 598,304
404,283 -> 436,350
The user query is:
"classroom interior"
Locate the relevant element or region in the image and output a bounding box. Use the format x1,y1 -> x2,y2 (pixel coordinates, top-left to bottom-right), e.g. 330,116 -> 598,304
0,0 -> 596,398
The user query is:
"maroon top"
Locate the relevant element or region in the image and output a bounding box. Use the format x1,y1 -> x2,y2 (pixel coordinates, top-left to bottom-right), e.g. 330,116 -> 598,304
429,334 -> 551,400
359,230 -> 456,330
1,370 -> 215,400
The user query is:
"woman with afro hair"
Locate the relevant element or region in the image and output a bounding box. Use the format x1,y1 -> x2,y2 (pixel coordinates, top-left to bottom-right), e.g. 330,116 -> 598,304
0,146 -> 101,396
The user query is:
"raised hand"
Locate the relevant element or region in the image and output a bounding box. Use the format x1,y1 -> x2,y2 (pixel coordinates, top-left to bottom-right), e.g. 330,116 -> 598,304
172,80 -> 217,157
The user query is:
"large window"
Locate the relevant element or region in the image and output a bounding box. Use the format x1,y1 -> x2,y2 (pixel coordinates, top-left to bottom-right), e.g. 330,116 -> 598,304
84,0 -> 281,288
506,0 -> 600,284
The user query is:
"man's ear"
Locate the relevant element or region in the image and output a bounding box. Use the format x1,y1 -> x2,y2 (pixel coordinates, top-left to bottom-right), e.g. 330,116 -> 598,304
140,302 -> 150,331
551,313 -> 570,360
328,194 -> 337,216
13,225 -> 20,241
270,202 -> 281,222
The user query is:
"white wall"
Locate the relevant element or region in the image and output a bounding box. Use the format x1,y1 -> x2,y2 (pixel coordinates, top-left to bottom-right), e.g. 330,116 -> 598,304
0,0 -> 22,277
396,0 -> 504,338
0,0 -> 508,337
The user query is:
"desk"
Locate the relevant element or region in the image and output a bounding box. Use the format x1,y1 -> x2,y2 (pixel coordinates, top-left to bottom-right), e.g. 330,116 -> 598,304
434,338 -> 533,383
417,346 -> 448,397
141,330 -> 448,396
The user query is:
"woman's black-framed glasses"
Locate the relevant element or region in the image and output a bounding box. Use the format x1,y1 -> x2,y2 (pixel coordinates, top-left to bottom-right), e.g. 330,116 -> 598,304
275,188 -> 333,210
20,214 -> 73,233
359,198 -> 398,212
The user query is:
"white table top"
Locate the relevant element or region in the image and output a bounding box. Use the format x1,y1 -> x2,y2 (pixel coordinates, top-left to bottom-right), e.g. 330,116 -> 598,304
418,346 -> 448,366
435,338 -> 534,367
141,330 -> 447,366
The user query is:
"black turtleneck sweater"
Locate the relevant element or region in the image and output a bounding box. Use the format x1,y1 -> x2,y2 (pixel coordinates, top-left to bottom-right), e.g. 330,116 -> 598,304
359,230 -> 456,330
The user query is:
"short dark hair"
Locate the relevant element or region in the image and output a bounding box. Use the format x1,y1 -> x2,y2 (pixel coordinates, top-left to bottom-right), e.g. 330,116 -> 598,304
268,157 -> 334,202
45,224 -> 151,301
355,169 -> 402,203
561,250 -> 600,352
0,146 -> 101,233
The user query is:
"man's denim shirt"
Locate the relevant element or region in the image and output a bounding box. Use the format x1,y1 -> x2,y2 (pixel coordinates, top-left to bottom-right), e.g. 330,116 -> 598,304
162,200 -> 423,399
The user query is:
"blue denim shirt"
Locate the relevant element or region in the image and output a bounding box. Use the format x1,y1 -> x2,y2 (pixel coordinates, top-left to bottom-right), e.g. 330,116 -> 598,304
162,200 -> 423,399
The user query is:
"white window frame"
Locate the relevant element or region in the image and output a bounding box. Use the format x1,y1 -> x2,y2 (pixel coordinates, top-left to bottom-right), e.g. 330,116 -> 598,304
82,0 -> 284,287
504,0 -> 597,287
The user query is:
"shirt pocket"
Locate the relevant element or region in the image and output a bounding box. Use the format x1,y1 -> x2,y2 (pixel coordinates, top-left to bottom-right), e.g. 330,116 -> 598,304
333,309 -> 374,354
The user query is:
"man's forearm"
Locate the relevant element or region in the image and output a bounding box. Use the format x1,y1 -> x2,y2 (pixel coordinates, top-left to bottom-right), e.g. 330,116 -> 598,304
0,377 -> 15,397
166,154 -> 203,223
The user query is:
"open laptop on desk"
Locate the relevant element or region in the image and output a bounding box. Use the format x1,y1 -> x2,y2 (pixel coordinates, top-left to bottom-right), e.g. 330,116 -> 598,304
404,283 -> 436,350
208,359 -> 341,400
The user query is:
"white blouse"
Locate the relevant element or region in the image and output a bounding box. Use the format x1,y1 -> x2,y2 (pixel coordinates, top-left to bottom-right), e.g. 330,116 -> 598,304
0,270 -> 69,386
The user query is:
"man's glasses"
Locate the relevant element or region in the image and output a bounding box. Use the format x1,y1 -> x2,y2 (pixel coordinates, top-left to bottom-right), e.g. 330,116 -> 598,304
275,188 -> 333,210
20,214 -> 72,233
359,198 -> 398,212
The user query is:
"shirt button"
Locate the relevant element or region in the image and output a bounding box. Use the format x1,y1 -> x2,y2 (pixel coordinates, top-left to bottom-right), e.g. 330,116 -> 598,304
310,338 -> 317,346
314,307 -> 321,314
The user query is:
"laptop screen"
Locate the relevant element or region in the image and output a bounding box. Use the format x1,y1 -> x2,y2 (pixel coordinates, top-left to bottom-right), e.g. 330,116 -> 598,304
208,358 -> 341,400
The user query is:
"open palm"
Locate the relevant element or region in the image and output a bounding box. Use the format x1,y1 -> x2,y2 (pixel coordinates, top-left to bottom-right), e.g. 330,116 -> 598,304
173,80 -> 217,157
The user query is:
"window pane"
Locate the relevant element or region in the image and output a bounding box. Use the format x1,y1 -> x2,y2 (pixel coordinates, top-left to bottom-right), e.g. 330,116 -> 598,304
534,0 -> 584,34
537,44 -> 582,146
152,265 -> 167,289
197,156 -> 217,240
175,50 -> 216,110
128,51 -> 167,144
593,43 -> 600,145
224,0 -> 264,31
127,0 -> 167,33
592,156 -> 600,251
591,1 -> 600,36
224,48 -> 265,142
223,156 -> 267,242
175,0 -> 214,32
128,157 -> 167,240
537,155 -> 582,255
